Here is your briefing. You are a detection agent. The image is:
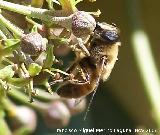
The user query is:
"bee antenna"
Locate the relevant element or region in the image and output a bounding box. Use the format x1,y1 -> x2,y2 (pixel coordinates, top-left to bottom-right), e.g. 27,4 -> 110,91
83,88 -> 97,121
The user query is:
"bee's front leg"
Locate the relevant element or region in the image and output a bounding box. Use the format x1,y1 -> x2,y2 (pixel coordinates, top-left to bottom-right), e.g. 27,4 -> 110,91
76,38 -> 90,56
70,37 -> 90,57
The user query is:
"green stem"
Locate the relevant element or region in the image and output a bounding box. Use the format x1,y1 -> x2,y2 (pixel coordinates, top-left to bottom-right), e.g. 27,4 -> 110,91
60,0 -> 77,13
0,109 -> 11,135
0,22 -> 13,39
0,29 -> 7,39
0,1 -> 72,27
28,78 -> 34,102
26,16 -> 43,30
0,13 -> 24,37
0,118 -> 11,135
31,0 -> 44,8
33,88 -> 60,102
8,86 -> 48,112
126,0 -> 160,127
1,98 -> 17,116
0,1 -> 47,17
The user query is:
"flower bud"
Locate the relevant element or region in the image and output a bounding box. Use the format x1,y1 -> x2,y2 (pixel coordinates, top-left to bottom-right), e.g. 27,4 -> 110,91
10,106 -> 37,133
21,33 -> 46,56
72,11 -> 96,37
43,101 -> 70,128
64,98 -> 86,115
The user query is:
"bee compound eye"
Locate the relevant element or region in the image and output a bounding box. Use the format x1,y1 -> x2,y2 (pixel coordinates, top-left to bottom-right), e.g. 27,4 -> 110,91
101,30 -> 119,42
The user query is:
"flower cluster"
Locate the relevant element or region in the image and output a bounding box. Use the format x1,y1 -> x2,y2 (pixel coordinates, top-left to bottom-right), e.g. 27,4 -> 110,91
0,0 -> 99,134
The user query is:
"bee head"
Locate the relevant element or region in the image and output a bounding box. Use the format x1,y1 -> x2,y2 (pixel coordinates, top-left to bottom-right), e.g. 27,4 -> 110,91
94,22 -> 120,44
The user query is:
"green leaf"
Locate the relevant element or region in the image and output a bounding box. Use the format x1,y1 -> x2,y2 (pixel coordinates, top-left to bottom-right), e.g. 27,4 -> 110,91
2,44 -> 19,57
1,39 -> 20,56
43,45 -> 55,69
8,78 -> 29,86
51,37 -> 69,46
46,0 -> 60,9
0,65 -> 15,80
0,79 -> 7,98
3,39 -> 20,48
31,25 -> 38,33
28,63 -> 42,77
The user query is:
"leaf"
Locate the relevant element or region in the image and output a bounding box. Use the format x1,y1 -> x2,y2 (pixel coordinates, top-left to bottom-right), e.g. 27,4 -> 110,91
31,25 -> 38,33
3,39 -> 20,48
28,63 -> 42,77
2,43 -> 19,56
8,78 -> 29,86
43,45 -> 55,69
1,39 -> 20,56
0,65 -> 15,80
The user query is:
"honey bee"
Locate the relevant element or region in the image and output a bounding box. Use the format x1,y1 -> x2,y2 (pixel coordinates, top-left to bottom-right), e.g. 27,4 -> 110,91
56,22 -> 121,98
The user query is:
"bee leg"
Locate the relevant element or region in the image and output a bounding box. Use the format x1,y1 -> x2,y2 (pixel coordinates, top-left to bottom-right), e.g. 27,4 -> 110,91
76,38 -> 90,56
50,61 -> 88,86
79,66 -> 90,83
70,35 -> 91,57
49,79 -> 64,86
67,64 -> 90,85
57,57 -> 94,98
66,61 -> 79,74
66,60 -> 89,83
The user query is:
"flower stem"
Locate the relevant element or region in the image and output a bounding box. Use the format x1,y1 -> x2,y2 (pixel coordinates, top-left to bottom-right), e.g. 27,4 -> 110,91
33,88 -> 60,102
31,0 -> 44,8
0,20 -> 13,39
60,0 -> 77,13
0,109 -> 11,135
1,98 -> 17,116
0,1 -> 72,27
0,1 -> 47,17
8,86 -> 48,112
0,13 -> 24,37
0,118 -> 11,135
0,29 -> 6,39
